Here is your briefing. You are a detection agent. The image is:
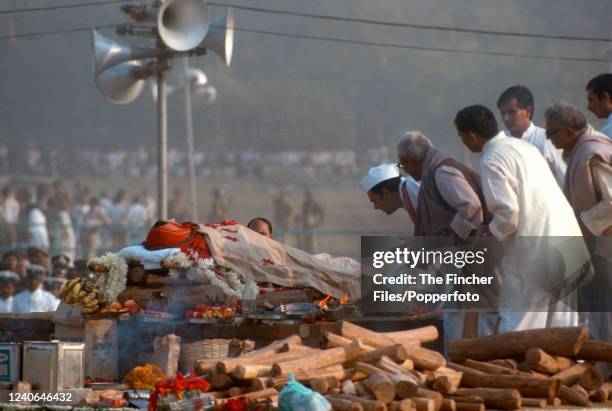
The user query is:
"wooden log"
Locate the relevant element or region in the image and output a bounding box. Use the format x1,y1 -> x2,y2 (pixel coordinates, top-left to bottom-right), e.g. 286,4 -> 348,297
590,388 -> 609,403
572,384 -> 590,400
409,370 -> 428,385
233,364 -> 272,379
462,359 -> 518,376
389,373 -> 419,398
345,344 -> 407,368
364,372 -> 396,403
454,388 -> 521,410
412,398 -> 436,411
440,399 -> 456,411
401,345 -> 445,371
217,388 -> 278,403
203,335 -> 302,375
520,398 -> 547,407
310,377 -> 330,394
270,365 -> 346,389
578,363 -> 604,390
334,394 -> 387,411
447,363 -> 558,398
547,397 -> 562,406
524,347 -> 574,374
251,377 -> 272,392
272,340 -> 366,376
384,326 -> 439,344
389,399 -> 417,411
227,387 -> 246,397
356,362 -> 389,376
400,360 -> 415,371
487,359 -> 518,370
447,396 -> 483,404
323,331 -> 375,351
339,321 -> 398,348
210,373 -> 233,390
593,382 -> 612,402
432,371 -> 462,395
215,349 -> 308,375
558,385 -> 591,407
446,326 -> 589,363
415,388 -> 443,410
574,340 -> 612,362
342,380 -> 358,395
355,381 -> 375,399
325,396 -> 365,411
377,356 -> 413,375
550,362 -> 590,386
454,404 -> 483,411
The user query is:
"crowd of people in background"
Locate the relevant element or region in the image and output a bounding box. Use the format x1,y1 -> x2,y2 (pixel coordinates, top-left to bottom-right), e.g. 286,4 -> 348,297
0,145 -> 394,180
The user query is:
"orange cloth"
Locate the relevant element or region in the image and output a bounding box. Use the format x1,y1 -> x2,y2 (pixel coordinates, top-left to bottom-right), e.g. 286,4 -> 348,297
143,221 -> 210,258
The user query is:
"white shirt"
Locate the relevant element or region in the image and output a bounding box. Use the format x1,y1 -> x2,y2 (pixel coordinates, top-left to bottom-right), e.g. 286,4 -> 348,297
13,287 -> 60,313
398,176 -> 420,216
3,196 -> 19,223
0,296 -> 14,313
28,208 -> 49,251
127,203 -> 148,228
602,113 -> 612,139
480,131 -> 587,332
520,122 -> 566,186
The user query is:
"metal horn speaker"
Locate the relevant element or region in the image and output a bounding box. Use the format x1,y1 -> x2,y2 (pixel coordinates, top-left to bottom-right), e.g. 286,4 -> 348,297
95,60 -> 156,104
157,0 -> 209,51
200,7 -> 234,66
93,29 -> 165,77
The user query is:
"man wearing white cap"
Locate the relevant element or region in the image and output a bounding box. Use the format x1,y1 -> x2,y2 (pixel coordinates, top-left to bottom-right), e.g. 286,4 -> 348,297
360,163 -> 420,226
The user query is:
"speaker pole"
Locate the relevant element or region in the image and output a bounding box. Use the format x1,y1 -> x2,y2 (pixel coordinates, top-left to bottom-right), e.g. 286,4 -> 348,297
157,59 -> 169,221
183,58 -> 199,222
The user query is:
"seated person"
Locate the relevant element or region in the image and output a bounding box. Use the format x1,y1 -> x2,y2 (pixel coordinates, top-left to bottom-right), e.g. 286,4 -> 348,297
247,217 -> 274,239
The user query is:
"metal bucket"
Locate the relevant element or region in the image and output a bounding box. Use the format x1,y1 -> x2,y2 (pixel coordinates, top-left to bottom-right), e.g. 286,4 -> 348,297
22,341 -> 85,391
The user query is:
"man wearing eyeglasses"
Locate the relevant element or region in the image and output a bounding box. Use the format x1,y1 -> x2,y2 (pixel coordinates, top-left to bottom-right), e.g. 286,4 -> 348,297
545,101 -> 612,378
397,131 -> 488,239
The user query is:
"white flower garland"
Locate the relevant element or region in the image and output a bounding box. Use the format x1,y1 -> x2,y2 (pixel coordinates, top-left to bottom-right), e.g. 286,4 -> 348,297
88,253 -> 128,303
165,251 -> 258,299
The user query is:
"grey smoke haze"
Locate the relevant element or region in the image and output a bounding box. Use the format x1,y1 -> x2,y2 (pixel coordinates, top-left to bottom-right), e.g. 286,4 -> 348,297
0,0 -> 610,160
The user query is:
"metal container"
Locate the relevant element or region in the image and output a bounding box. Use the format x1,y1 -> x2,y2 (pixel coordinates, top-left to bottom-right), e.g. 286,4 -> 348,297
275,302 -> 321,320
0,343 -> 21,384
22,341 -> 85,391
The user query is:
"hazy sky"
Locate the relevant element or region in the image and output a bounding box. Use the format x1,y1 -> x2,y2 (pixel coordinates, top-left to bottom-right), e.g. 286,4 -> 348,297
1,0 -> 610,159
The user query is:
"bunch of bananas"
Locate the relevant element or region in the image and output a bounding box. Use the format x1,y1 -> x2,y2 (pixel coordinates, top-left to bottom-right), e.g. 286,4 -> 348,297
61,278 -> 107,315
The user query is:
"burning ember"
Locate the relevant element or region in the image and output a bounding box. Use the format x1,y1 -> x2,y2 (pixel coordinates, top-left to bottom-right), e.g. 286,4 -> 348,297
318,293 -> 348,311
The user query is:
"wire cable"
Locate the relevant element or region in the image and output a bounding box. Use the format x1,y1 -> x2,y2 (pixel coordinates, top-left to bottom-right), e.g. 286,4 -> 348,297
0,22 -> 607,63
0,0 -> 124,15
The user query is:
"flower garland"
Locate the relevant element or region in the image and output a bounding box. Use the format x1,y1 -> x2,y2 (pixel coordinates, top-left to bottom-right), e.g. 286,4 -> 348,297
88,253 -> 128,303
165,251 -> 258,299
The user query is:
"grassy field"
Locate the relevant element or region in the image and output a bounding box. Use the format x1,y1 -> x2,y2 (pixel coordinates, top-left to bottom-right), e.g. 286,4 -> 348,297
74,174 -> 413,258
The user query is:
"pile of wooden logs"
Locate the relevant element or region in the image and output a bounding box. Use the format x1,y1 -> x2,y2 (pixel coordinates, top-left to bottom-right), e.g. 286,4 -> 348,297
192,322 -> 611,410
447,325 -> 612,410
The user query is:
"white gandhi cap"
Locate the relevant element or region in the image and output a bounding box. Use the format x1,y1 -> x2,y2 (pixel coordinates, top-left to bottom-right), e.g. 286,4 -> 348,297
359,163 -> 400,192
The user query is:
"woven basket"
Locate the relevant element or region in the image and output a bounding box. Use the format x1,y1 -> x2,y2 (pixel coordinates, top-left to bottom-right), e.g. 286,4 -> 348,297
179,338 -> 253,373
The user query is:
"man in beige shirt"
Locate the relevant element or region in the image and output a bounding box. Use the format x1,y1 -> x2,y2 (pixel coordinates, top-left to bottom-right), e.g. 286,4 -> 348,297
545,101 -> 611,377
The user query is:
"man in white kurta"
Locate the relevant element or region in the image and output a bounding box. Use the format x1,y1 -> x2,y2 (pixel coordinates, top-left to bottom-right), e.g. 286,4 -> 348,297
13,265 -> 59,313
586,74 -> 612,139
497,86 -> 566,185
455,105 -> 588,332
